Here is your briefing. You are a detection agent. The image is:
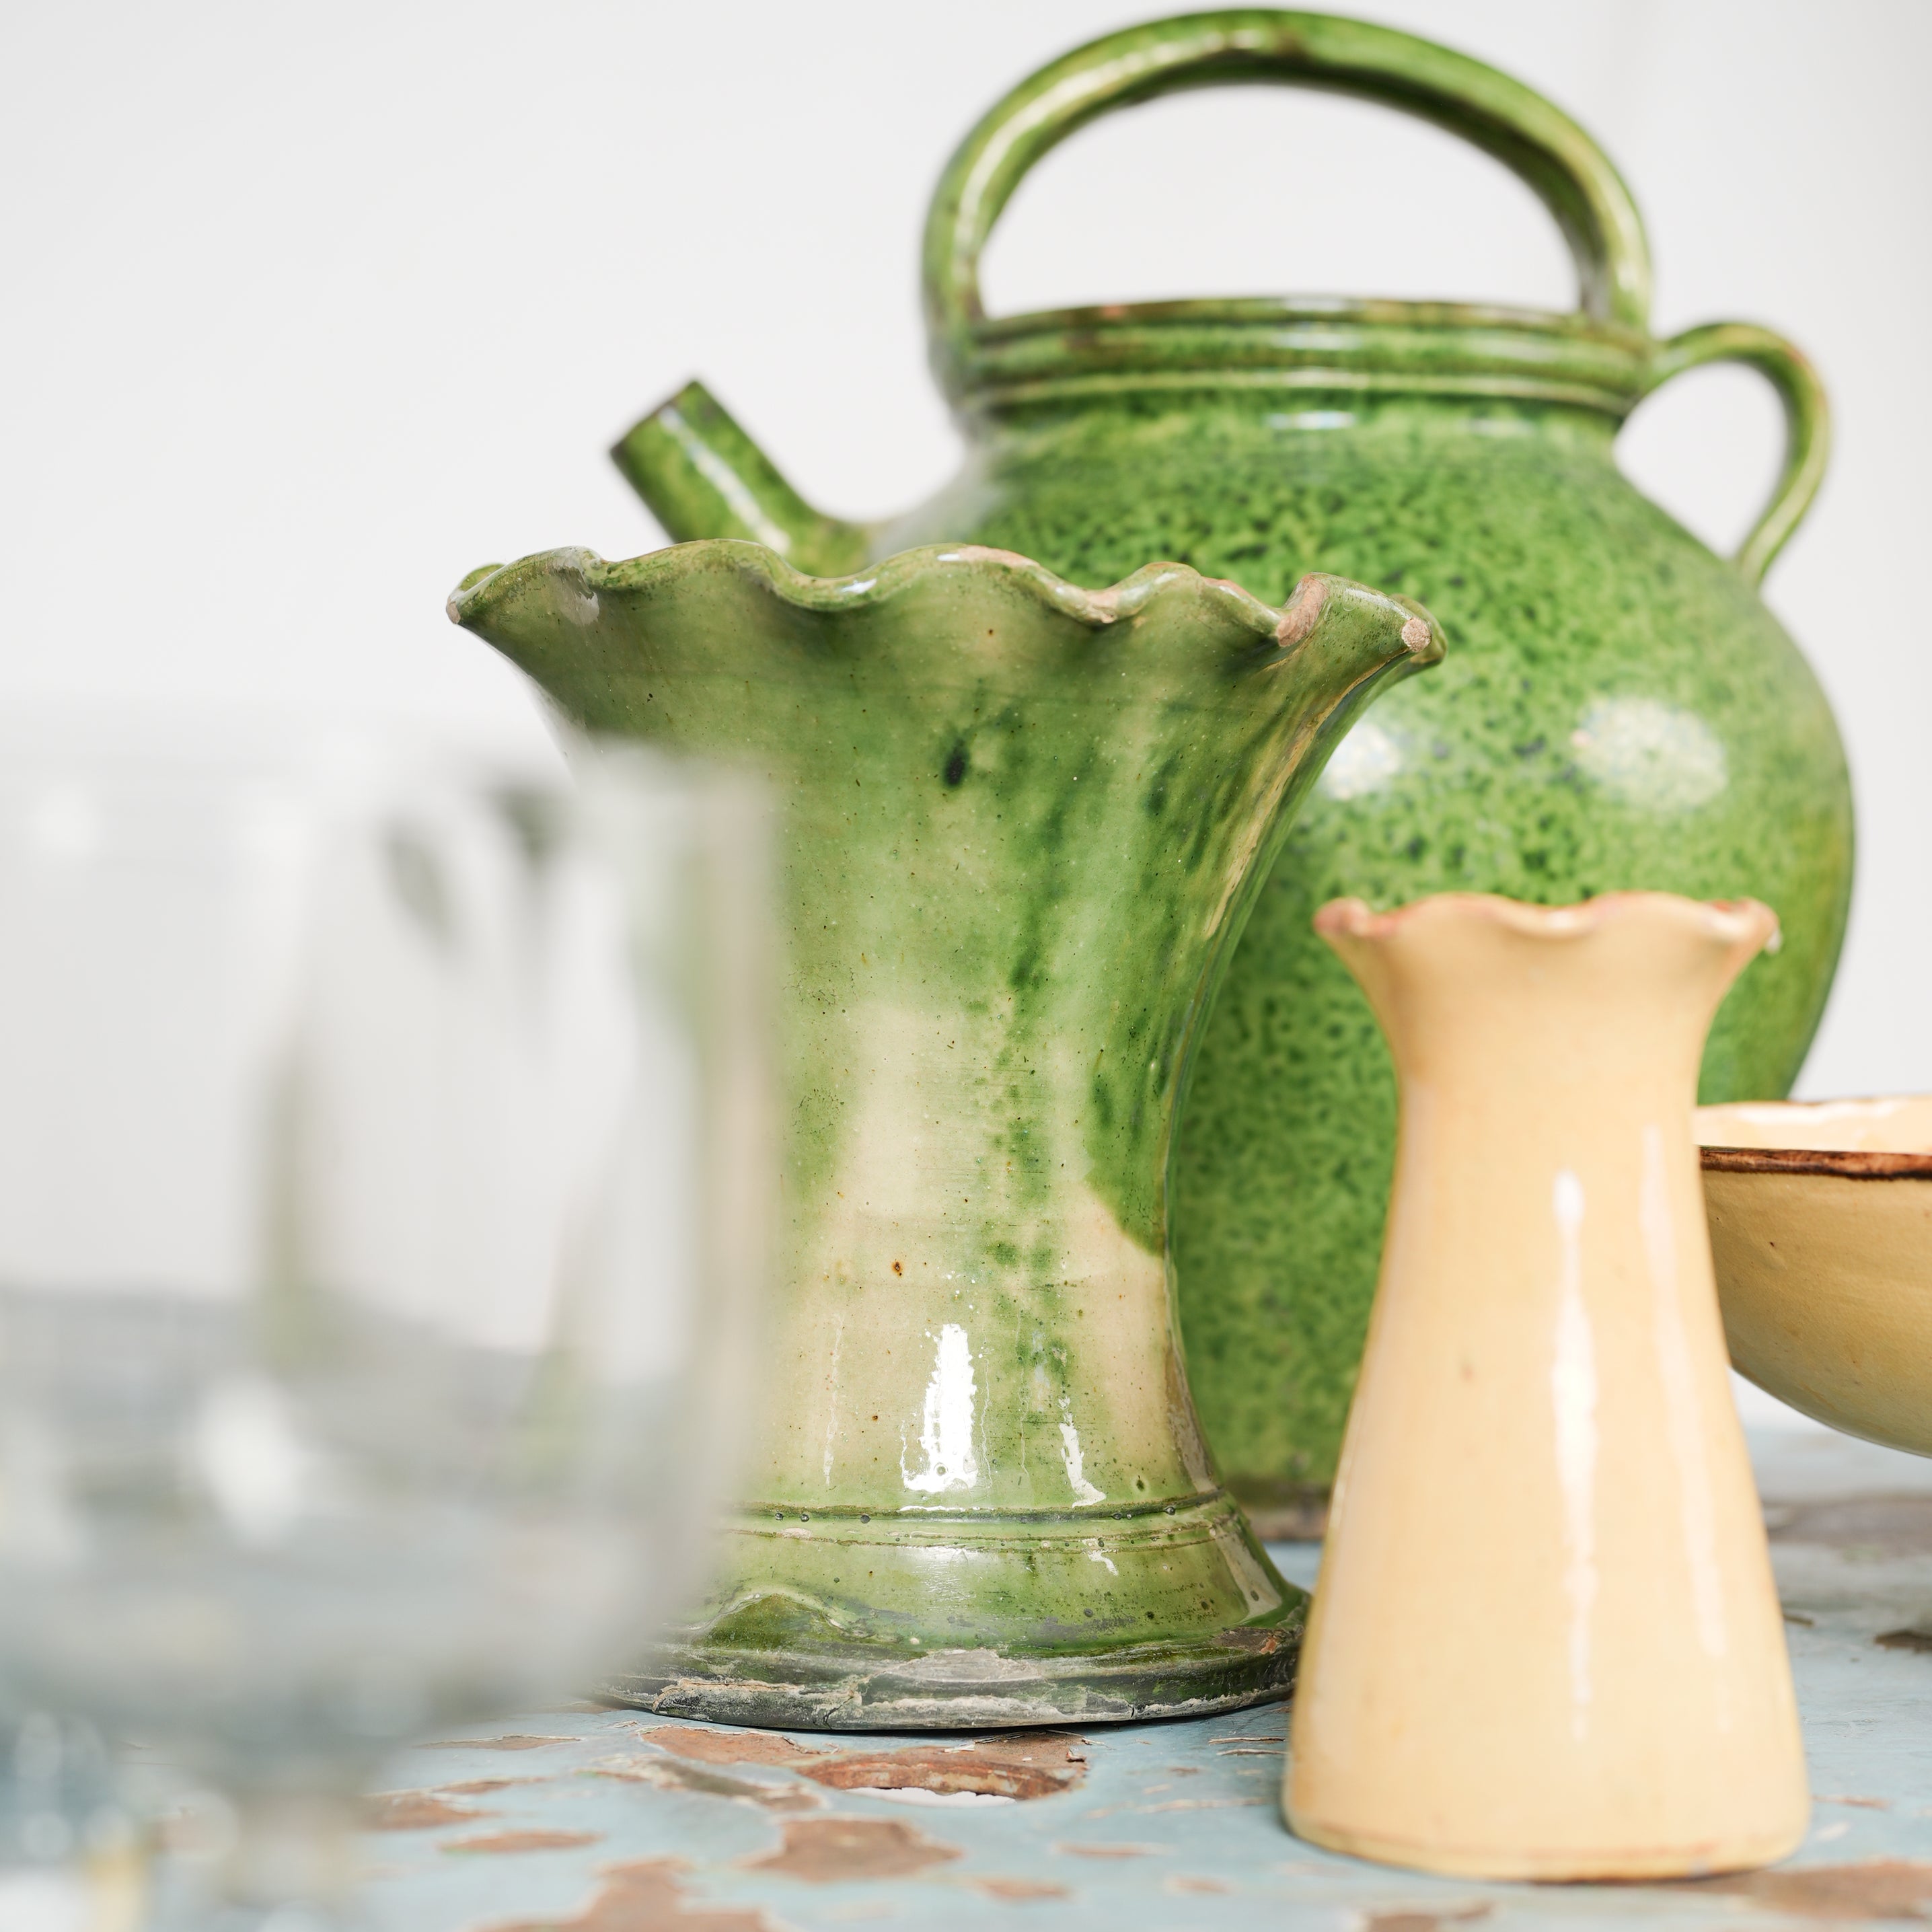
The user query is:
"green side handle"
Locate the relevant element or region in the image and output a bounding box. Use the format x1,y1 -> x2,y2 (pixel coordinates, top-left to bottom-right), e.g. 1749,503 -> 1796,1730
1640,323 -> 1830,585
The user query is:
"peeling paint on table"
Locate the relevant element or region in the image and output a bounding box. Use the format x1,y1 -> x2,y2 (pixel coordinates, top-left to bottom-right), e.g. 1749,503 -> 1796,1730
359,1429 -> 1932,1930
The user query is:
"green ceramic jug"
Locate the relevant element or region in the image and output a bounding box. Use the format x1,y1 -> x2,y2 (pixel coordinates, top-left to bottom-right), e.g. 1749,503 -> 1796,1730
611,11 -> 1853,1526
449,542 -> 1442,1725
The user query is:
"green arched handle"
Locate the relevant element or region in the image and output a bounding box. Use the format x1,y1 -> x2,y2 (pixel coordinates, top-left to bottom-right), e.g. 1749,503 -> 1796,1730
1639,323 -> 1830,585
923,8 -> 1654,372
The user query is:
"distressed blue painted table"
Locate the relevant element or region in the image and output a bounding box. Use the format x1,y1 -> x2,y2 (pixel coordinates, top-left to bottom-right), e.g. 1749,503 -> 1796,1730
360,1428 -> 1932,1931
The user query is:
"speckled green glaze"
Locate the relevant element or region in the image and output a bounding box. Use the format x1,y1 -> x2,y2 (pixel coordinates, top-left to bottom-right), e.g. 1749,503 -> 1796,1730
609,12 -> 1851,1518
448,542 -> 1442,1725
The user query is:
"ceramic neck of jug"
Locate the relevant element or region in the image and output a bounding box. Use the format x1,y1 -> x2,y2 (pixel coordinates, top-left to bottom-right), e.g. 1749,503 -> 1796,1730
948,299 -> 1651,430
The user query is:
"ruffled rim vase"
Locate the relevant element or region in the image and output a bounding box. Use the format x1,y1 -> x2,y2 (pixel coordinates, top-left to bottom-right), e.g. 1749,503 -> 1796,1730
450,542 -> 1443,1726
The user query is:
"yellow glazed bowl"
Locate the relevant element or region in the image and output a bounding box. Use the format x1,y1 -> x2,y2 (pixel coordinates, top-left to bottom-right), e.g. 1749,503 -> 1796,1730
1698,1097 -> 1932,1454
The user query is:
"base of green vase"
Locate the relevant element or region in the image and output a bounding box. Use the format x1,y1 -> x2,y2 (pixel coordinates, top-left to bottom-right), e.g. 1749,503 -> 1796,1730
601,1490 -> 1305,1730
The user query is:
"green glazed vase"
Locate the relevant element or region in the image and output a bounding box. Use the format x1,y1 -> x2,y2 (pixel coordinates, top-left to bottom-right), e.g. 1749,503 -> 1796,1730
611,11 -> 1853,1526
449,544 -> 1441,1725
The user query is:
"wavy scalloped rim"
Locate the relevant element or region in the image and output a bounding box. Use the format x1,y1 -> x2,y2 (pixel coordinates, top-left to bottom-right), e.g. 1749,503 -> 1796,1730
447,540 -> 1434,656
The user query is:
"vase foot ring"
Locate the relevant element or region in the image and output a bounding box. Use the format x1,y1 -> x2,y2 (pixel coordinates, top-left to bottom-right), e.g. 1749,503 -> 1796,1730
603,1626 -> 1300,1731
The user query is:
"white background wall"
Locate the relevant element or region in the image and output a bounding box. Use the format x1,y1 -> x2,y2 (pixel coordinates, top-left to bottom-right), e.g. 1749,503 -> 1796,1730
1,0 -> 1926,1109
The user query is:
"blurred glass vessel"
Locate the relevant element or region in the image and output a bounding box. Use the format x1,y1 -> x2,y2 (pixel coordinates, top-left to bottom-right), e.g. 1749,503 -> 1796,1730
0,724 -> 770,1930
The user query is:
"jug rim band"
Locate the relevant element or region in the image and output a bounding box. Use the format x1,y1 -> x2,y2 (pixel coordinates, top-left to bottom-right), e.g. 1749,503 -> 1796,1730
945,295 -> 1652,419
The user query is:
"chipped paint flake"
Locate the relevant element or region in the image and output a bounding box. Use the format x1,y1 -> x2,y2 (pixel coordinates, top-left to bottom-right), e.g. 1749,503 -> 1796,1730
801,1734 -> 1085,1802
443,1828 -> 601,1855
361,1791 -> 489,1832
639,1724 -> 829,1767
743,1818 -> 962,1882
967,1875 -> 1072,1900
491,1857 -> 774,1931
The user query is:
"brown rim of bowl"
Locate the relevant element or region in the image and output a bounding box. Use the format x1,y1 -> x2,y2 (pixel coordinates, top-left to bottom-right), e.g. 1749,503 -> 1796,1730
1701,1145 -> 1932,1181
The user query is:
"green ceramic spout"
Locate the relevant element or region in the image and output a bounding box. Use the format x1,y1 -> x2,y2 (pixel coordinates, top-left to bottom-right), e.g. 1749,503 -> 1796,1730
611,380 -> 871,577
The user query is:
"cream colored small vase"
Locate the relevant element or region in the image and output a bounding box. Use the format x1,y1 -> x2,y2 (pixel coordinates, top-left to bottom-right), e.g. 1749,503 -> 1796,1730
1285,892 -> 1808,1882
